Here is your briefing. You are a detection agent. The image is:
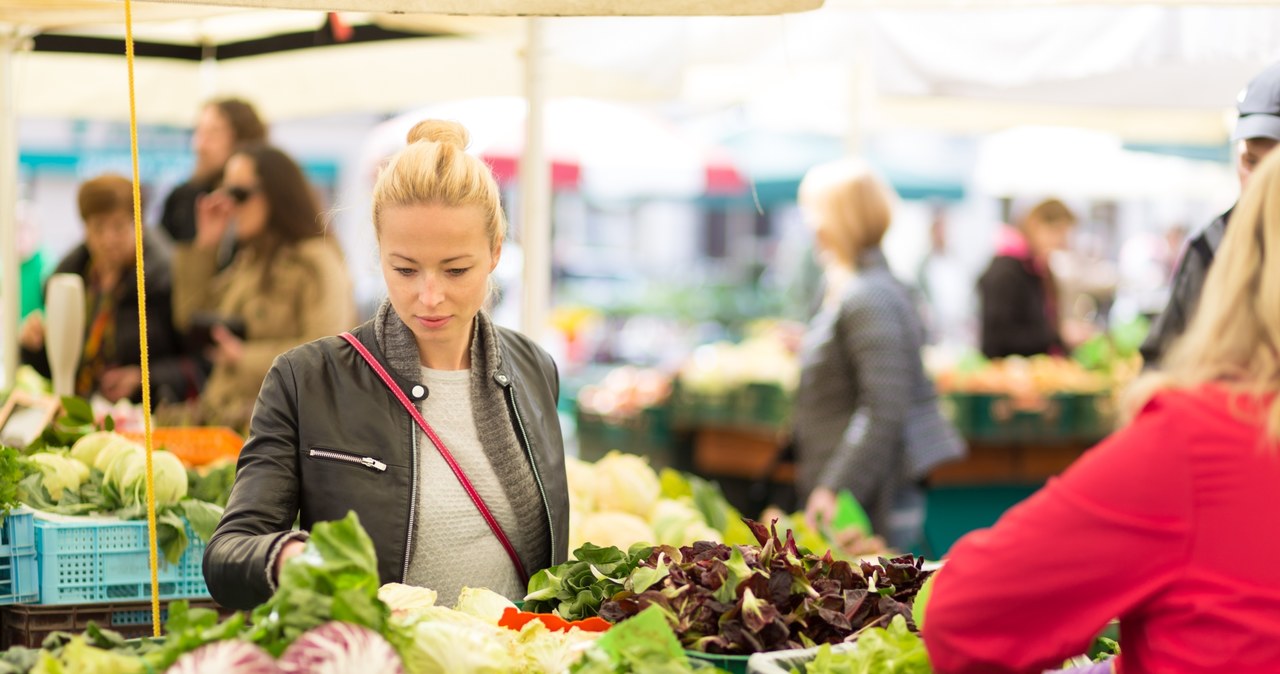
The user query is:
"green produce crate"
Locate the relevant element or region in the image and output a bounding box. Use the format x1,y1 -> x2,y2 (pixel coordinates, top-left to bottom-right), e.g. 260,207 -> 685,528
575,405 -> 674,470
923,484 -> 1040,558
736,383 -> 791,427
34,515 -> 209,605
0,509 -> 38,606
688,650 -> 750,674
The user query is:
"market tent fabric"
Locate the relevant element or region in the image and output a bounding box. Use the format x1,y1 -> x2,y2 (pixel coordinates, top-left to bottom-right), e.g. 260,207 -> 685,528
127,0 -> 824,16
361,97 -> 746,200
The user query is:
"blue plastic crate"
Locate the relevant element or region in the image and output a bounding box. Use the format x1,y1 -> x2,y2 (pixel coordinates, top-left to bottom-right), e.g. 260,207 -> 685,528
33,515 -> 210,605
0,508 -> 38,605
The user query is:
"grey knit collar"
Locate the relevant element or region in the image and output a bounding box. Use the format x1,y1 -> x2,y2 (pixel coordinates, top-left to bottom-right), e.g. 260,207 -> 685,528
371,300 -> 504,384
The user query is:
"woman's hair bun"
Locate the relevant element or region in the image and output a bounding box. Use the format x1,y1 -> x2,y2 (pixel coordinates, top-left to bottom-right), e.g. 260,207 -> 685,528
406,119 -> 469,150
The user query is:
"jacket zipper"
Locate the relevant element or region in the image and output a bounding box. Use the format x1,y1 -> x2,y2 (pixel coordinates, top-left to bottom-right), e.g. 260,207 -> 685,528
308,448 -> 387,472
403,420 -> 419,582
501,382 -> 557,565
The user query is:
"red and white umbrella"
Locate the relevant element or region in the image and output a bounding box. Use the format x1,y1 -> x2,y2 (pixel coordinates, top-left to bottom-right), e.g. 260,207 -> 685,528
361,96 -> 746,200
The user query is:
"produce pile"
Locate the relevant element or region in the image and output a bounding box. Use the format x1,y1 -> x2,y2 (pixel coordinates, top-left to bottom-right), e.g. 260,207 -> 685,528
8,428 -> 223,563
0,513 -> 730,674
567,452 -> 884,562
576,367 -> 672,420
677,325 -> 802,397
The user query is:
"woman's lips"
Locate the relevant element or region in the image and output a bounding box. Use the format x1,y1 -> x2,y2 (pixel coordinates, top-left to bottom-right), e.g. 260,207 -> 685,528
416,315 -> 452,330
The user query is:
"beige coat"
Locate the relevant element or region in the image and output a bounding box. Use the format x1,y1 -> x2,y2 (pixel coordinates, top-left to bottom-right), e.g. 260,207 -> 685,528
173,237 -> 357,429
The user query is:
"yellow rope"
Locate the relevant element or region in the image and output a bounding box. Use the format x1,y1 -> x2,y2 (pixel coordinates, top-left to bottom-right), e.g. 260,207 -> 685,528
121,0 -> 163,638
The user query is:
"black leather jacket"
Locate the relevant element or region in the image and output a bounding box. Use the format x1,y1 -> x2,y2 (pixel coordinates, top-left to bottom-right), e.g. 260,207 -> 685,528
204,319 -> 569,609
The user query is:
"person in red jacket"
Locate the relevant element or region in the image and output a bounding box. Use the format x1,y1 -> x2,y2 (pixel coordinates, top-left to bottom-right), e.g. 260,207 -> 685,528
923,148 -> 1280,674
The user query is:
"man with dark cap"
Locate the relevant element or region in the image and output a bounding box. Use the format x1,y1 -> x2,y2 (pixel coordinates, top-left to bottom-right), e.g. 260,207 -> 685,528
1140,61 -> 1280,367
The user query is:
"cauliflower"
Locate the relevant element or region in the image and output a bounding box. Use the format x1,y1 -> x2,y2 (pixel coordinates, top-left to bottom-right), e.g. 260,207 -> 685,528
564,456 -> 596,513
590,451 -> 660,518
577,512 -> 654,551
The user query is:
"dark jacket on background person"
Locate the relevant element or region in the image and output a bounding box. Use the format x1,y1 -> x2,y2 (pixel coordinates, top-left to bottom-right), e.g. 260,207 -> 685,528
977,228 -> 1065,359
159,180 -> 210,244
20,233 -> 199,404
1139,210 -> 1230,369
204,303 -> 569,610
793,248 -> 964,547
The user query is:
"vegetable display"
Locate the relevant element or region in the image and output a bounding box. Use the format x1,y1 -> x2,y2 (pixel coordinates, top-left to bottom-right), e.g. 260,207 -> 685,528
599,520 -> 933,655
523,543 -> 655,621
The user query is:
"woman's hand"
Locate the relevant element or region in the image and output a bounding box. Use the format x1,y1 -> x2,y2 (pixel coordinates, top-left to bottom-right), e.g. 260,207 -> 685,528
805,486 -> 838,531
207,324 -> 245,367
275,539 -> 306,582
100,366 -> 143,402
194,190 -> 235,251
18,311 -> 44,351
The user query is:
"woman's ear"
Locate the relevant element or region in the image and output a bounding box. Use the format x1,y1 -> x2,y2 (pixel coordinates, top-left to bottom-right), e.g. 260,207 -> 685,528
490,242 -> 503,272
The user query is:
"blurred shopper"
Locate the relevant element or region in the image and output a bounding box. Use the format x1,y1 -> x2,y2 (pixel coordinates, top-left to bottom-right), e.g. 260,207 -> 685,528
916,205 -> 975,347
793,158 -> 964,551
173,144 -> 356,430
977,198 -> 1077,358
20,174 -> 196,403
161,98 -> 267,249
924,148 -> 1280,674
1141,61 -> 1280,367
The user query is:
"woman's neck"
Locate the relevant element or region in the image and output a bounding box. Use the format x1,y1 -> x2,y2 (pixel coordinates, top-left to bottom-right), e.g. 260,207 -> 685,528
417,333 -> 472,371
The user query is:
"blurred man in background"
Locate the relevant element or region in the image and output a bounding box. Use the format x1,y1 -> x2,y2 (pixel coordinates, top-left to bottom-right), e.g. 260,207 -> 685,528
1141,61 -> 1280,367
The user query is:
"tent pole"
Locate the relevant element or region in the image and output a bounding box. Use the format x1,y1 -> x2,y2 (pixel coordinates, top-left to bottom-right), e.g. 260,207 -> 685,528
519,16 -> 551,343
0,28 -> 22,390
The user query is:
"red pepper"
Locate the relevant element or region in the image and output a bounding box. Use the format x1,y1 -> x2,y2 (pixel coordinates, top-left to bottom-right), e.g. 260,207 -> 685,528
498,607 -> 611,633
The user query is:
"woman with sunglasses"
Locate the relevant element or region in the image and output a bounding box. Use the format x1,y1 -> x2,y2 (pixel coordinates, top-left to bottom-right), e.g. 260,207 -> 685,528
204,120 -> 569,610
173,143 -> 356,430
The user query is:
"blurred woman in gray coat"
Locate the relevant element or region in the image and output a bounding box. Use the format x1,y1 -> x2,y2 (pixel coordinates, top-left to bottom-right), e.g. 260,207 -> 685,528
794,158 -> 964,551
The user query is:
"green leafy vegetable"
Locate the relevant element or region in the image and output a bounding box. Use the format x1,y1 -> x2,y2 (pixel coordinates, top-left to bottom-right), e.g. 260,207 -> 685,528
140,600 -> 248,672
800,615 -> 932,674
524,542 -> 654,621
570,606 -> 722,674
0,445 -> 27,518
248,511 -> 388,656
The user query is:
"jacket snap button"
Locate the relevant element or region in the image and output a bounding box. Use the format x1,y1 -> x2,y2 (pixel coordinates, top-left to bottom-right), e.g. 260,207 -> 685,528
496,374 -> 509,384
411,385 -> 426,398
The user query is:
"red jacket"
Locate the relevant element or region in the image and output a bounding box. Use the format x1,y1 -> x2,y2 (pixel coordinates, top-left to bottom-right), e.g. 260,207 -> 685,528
924,385 -> 1280,674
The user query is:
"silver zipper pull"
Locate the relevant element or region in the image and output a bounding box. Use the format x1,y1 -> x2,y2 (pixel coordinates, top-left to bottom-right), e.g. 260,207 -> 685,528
361,456 -> 388,472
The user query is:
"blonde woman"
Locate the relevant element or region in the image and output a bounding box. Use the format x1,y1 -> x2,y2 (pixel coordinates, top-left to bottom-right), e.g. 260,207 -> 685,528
794,158 -> 963,551
923,150 -> 1280,673
204,121 -> 569,609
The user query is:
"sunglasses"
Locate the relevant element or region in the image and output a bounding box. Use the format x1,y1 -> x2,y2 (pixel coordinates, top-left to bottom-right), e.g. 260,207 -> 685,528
223,185 -> 260,204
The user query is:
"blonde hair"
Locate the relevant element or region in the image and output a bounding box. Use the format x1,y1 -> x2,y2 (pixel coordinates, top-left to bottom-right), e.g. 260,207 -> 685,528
1128,149 -> 1280,442
372,119 -> 506,250
797,158 -> 895,270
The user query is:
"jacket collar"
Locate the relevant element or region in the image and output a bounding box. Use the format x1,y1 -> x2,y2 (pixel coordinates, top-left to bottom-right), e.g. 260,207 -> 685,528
365,300 -> 511,402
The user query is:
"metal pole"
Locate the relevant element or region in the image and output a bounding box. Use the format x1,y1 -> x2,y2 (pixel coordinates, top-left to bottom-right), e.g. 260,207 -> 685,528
0,29 -> 21,390
519,17 -> 551,343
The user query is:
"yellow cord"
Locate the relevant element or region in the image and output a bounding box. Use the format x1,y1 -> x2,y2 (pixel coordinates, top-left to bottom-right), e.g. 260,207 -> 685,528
122,0 -> 163,638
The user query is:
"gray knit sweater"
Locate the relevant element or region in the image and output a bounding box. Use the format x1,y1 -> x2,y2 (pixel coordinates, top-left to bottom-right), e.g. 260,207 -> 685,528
372,301 -> 549,599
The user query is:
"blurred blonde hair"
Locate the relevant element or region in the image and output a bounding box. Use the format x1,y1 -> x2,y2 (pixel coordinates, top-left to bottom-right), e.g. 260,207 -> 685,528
371,119 -> 506,251
797,158 -> 895,271
1128,149 -> 1280,442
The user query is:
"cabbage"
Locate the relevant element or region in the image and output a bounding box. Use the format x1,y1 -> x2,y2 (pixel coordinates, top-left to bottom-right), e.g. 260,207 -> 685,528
32,635 -> 144,674
164,641 -> 278,674
93,437 -> 141,473
454,587 -> 516,624
278,622 -> 403,674
378,583 -> 438,618
103,447 -> 188,508
649,499 -> 722,547
70,431 -> 129,470
394,617 -> 515,674
577,512 -> 654,551
511,620 -> 599,673
590,452 -> 660,518
28,452 -> 89,503
564,457 -> 596,512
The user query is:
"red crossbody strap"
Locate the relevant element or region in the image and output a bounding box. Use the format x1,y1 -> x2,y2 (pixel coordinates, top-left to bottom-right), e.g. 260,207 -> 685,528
340,332 -> 529,585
